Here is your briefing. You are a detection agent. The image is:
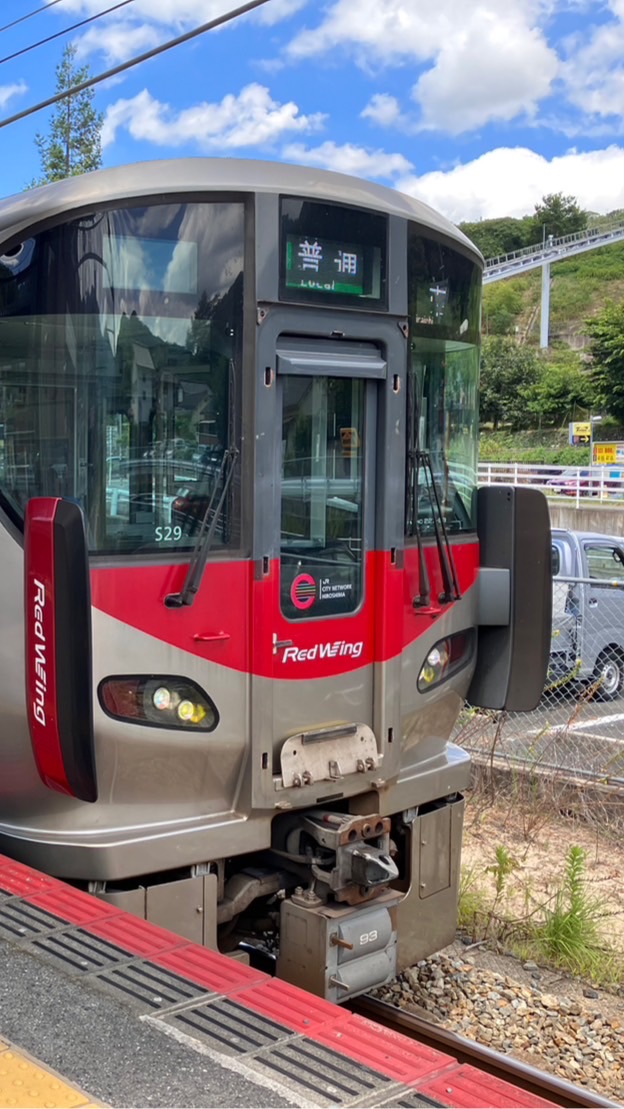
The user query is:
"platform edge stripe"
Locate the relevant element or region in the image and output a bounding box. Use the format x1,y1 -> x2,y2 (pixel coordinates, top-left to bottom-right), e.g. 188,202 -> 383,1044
415,1065 -> 559,1109
231,976 -> 351,1032
0,859 -> 62,896
151,944 -> 268,992
309,1015 -> 459,1085
81,913 -> 191,956
28,888 -> 124,925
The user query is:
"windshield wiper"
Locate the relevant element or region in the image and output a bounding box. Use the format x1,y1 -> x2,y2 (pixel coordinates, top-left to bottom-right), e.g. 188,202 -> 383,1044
407,445 -> 433,611
412,448 -> 461,612
165,446 -> 239,608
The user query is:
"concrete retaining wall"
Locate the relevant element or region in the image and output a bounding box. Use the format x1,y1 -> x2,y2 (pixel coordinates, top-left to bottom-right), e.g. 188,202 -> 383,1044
549,501 -> 624,536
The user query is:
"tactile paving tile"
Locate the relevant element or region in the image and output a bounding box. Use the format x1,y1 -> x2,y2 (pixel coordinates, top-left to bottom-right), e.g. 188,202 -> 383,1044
93,960 -> 215,1012
235,977 -> 347,1032
0,860 -> 59,898
0,1048 -> 90,1109
252,1037 -> 393,1106
370,1092 -> 446,1107
28,927 -> 135,974
164,997 -> 295,1056
416,1065 -> 558,1109
311,1014 -> 456,1085
28,888 -> 119,926
0,900 -> 65,940
85,913 -> 186,957
152,943 -> 265,994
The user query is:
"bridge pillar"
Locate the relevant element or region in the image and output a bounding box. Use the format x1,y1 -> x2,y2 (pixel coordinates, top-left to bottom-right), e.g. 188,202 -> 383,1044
540,261 -> 551,348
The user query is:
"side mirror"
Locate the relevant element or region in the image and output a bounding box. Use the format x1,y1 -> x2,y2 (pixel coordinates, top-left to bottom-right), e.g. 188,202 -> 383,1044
468,486 -> 552,712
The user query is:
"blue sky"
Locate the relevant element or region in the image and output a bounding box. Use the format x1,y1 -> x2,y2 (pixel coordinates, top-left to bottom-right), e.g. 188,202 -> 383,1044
2,0 -> 624,224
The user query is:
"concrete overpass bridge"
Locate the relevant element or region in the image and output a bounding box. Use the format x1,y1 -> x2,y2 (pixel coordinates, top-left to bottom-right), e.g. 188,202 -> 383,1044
482,217 -> 624,347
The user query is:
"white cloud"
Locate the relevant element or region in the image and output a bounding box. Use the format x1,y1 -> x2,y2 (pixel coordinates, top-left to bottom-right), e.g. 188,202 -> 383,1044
361,93 -> 403,127
256,0 -> 309,24
562,19 -> 624,118
282,140 -> 413,179
102,82 -> 325,149
0,82 -> 27,111
285,0 -> 558,133
413,13 -> 559,133
395,145 -> 624,223
75,22 -> 162,65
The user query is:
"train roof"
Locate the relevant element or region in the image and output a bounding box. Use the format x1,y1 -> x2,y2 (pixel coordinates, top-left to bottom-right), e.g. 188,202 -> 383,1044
0,157 -> 482,264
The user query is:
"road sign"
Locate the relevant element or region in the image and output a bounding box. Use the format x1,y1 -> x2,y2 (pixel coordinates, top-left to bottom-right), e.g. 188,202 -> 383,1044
569,421 -> 591,445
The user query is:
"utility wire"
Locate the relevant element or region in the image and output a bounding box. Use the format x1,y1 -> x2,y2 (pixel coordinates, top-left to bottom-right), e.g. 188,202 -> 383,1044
0,0 -> 67,37
0,0 -> 272,131
0,0 -> 138,66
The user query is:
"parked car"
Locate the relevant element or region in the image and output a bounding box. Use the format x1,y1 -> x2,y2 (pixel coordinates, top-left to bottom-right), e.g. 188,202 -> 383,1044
546,466 -> 624,498
549,529 -> 624,699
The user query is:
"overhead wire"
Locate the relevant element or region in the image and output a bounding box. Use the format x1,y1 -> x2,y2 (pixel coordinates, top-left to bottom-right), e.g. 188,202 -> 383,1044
0,0 -> 273,131
0,1 -> 67,37
0,0 -> 138,66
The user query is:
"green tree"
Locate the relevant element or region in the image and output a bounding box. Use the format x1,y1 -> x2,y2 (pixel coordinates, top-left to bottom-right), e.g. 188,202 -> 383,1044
483,281 -> 524,335
586,301 -> 624,422
530,193 -> 587,242
32,43 -> 103,185
459,216 -> 533,260
480,336 -> 541,430
524,351 -> 596,427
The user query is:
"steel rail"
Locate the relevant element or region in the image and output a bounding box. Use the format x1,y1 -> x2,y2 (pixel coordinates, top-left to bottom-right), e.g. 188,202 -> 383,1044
349,996 -> 618,1108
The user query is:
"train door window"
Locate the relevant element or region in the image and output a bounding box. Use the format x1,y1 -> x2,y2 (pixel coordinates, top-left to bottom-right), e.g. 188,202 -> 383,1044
280,375 -> 364,619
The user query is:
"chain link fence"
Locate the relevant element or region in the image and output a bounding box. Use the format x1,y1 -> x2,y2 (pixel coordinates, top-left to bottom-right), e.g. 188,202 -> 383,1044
455,576 -> 624,788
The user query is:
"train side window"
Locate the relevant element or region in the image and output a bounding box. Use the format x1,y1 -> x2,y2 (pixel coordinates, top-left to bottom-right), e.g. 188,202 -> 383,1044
551,545 -> 560,576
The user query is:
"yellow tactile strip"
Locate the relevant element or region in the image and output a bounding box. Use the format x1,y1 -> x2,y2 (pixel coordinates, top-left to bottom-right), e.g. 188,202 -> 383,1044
0,1038 -> 106,1109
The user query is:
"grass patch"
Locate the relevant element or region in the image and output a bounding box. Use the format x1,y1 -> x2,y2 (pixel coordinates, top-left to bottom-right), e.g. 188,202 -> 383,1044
458,841 -> 624,990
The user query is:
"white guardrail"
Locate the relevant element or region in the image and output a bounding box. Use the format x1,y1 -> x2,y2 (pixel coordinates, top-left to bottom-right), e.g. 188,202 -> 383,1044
477,461 -> 624,508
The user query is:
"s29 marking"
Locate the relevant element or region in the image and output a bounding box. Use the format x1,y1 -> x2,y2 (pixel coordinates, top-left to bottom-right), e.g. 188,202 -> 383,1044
155,525 -> 183,542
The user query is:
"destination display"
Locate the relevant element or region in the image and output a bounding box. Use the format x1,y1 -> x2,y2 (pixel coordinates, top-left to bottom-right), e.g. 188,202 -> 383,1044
280,197 -> 386,307
283,233 -> 381,299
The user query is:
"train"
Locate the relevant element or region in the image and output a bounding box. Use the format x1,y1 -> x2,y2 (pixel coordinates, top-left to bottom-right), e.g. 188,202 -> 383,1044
0,159 -> 551,1001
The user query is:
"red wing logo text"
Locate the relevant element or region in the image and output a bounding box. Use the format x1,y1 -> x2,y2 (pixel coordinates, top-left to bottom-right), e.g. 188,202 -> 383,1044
282,640 -> 364,663
31,578 -> 48,726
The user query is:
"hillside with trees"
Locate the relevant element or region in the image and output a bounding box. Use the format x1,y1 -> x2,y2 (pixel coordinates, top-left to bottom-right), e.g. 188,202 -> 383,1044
460,195 -> 624,461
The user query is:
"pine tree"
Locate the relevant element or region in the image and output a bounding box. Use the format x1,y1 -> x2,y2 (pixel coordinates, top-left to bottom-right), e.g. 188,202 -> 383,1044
32,43 -> 103,185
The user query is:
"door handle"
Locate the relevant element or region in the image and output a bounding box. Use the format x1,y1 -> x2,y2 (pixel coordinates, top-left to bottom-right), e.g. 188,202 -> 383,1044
193,631 -> 231,642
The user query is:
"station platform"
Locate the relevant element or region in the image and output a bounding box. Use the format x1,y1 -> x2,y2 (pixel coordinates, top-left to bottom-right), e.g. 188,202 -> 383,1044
0,853 -> 556,1109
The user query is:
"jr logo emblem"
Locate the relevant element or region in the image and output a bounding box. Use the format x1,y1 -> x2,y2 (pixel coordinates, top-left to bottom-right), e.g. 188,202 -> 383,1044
290,572 -> 317,611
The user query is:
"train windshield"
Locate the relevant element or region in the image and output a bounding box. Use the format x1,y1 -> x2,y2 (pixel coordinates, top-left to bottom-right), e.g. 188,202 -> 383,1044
405,227 -> 481,537
0,201 -> 244,554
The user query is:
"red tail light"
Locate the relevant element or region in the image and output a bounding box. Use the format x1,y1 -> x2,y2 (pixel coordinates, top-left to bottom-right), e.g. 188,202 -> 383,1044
25,498 -> 97,801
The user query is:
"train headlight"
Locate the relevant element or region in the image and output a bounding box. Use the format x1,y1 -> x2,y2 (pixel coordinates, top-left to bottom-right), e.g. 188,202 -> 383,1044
418,642 -> 450,689
152,686 -> 172,711
417,631 -> 475,693
99,676 -> 218,732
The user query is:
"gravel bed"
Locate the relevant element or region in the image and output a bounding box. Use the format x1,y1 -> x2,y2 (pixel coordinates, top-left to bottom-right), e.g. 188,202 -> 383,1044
374,951 -> 624,1102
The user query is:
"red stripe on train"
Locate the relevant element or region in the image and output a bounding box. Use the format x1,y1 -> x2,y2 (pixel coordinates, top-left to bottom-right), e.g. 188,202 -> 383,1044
90,543 -> 479,679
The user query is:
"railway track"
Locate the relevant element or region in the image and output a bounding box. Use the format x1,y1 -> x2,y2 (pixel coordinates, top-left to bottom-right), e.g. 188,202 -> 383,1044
350,996 -> 618,1108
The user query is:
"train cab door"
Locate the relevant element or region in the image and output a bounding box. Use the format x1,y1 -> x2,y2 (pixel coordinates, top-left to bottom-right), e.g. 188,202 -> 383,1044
251,337 -> 402,808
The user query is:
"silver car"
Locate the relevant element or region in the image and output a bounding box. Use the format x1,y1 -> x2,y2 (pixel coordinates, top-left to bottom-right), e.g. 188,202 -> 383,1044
550,528 -> 624,699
